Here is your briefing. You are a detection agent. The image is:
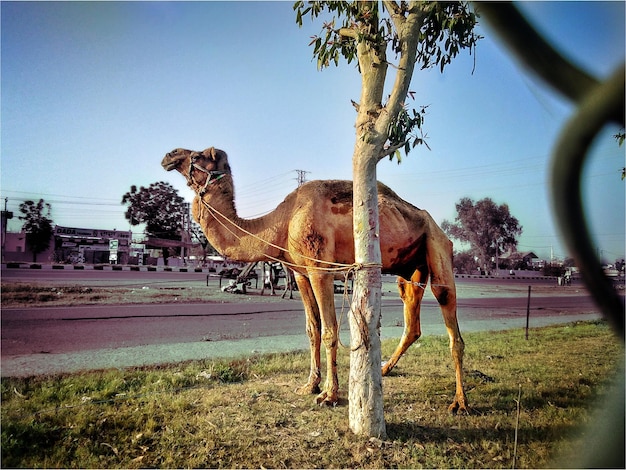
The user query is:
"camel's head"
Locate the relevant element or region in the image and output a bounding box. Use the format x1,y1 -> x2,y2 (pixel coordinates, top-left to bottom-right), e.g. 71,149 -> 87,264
161,147 -> 231,195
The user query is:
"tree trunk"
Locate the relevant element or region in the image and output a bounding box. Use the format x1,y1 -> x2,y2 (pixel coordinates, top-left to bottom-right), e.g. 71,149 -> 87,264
349,144 -> 386,438
346,3 -> 390,439
346,2 -> 423,439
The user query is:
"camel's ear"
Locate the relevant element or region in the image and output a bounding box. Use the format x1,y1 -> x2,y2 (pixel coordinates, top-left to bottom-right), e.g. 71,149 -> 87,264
207,147 -> 218,161
205,147 -> 230,173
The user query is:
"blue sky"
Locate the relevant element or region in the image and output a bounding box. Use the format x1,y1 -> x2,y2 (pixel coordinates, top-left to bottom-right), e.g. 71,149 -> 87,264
1,1 -> 624,262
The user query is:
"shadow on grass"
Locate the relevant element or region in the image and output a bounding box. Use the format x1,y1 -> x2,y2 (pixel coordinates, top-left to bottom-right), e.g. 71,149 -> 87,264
386,420 -> 575,446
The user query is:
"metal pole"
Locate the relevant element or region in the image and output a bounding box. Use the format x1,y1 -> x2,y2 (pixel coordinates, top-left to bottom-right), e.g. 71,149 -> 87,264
525,285 -> 531,340
1,198 -> 7,262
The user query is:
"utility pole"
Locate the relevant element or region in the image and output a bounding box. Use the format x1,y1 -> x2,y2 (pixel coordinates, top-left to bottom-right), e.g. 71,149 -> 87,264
1,198 -> 14,263
495,238 -> 499,276
295,169 -> 309,187
181,202 -> 190,265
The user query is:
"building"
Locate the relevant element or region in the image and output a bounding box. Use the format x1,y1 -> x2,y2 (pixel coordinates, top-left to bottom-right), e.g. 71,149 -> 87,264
498,250 -> 539,270
1,225 -> 131,264
53,226 -> 131,264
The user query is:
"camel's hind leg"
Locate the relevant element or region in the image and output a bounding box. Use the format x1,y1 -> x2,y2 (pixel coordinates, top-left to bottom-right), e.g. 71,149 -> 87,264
429,234 -> 468,414
293,273 -> 322,396
382,268 -> 428,376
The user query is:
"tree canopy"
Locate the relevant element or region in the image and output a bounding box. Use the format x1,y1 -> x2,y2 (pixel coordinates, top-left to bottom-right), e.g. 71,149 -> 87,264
442,197 -> 522,271
296,1 -> 480,161
121,182 -> 185,241
18,199 -> 54,262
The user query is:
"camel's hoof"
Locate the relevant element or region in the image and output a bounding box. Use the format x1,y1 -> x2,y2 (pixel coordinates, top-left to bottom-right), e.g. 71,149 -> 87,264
295,383 -> 321,396
381,361 -> 394,377
315,391 -> 338,407
448,399 -> 470,415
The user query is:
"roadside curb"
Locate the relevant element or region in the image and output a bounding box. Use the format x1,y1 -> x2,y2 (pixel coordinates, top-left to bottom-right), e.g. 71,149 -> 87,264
2,262 -> 214,274
2,262 -> 558,280
455,273 -> 558,281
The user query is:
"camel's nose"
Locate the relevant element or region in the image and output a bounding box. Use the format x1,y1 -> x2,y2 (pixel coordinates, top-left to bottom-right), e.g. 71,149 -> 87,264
161,151 -> 186,171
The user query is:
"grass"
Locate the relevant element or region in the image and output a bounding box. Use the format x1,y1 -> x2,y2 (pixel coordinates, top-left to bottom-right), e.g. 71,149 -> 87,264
2,320 -> 623,468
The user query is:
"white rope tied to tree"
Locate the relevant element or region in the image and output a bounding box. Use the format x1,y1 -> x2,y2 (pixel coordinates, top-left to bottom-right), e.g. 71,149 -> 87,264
198,197 -> 392,352
396,278 -> 452,289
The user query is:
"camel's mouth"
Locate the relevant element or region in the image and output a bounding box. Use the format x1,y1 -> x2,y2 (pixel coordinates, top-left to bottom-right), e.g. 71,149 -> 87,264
161,151 -> 189,171
162,159 -> 180,171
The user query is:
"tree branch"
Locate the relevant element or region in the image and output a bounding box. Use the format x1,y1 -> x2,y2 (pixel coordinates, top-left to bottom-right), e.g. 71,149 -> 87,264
383,0 -> 402,18
338,27 -> 357,40
383,0 -> 404,33
375,1 -> 422,138
378,140 -> 408,161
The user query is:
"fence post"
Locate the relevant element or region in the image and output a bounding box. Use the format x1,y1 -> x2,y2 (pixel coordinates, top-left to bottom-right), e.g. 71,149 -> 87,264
525,285 -> 531,340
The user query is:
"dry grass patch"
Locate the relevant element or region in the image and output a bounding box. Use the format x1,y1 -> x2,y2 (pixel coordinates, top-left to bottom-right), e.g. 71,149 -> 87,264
1,282 -> 290,308
2,321 -> 623,468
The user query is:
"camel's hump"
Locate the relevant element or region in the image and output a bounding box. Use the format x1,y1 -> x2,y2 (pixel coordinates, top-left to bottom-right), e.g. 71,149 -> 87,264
294,179 -> 421,211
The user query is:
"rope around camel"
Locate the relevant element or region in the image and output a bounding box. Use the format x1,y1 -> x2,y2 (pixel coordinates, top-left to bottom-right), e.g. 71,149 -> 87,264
198,197 -> 452,350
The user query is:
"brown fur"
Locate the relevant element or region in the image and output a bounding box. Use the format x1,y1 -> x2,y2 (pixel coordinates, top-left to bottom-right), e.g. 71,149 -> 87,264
162,147 -> 467,411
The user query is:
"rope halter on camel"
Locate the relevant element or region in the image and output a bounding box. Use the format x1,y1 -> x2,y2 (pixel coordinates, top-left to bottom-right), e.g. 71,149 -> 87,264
187,153 -> 227,196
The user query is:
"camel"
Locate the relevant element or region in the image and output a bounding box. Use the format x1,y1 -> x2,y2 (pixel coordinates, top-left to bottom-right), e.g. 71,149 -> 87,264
161,147 -> 467,412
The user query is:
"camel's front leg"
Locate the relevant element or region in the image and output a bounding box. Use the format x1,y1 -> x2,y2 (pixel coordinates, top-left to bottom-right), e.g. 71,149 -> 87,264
309,270 -> 339,405
293,273 -> 322,396
382,269 -> 427,376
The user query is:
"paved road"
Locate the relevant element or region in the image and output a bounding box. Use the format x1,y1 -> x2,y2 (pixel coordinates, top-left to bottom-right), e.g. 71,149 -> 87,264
1,267 -> 604,377
2,302 -> 307,355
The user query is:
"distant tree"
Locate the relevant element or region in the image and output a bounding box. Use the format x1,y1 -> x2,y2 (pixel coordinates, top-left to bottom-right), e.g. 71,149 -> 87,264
442,197 -> 522,273
121,182 -> 186,261
452,250 -> 477,274
563,257 -> 576,268
190,220 -> 217,263
542,263 -> 565,278
18,199 -> 54,262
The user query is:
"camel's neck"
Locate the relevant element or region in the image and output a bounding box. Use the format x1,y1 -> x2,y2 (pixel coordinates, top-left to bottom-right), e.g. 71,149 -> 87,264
192,175 -> 288,262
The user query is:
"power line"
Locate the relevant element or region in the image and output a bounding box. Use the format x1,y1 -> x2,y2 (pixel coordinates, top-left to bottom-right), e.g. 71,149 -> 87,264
1,189 -> 120,204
